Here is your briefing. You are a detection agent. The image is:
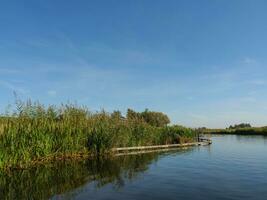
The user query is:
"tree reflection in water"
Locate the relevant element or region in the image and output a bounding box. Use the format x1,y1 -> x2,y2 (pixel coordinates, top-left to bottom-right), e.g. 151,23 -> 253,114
0,148 -> 193,200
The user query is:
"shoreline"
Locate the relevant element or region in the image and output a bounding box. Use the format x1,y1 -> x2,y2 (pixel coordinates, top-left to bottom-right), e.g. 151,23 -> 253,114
2,140 -> 211,171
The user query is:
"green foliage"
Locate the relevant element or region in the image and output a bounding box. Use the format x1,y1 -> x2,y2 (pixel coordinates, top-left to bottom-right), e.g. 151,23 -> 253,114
229,123 -> 252,129
203,127 -> 267,135
157,126 -> 196,144
141,109 -> 170,127
0,100 -> 196,169
126,108 -> 170,127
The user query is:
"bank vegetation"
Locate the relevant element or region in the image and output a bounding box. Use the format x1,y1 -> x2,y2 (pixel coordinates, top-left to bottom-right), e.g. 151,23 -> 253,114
0,100 -> 196,169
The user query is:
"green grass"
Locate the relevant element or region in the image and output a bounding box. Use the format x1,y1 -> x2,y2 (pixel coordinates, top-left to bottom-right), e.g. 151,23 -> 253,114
0,100 -> 197,169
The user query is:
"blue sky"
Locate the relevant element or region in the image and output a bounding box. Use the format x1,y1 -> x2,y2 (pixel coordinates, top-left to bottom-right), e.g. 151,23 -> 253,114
1,0 -> 267,128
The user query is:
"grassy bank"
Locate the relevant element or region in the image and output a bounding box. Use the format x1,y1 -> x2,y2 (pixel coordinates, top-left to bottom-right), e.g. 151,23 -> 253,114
202,127 -> 267,135
0,100 -> 196,169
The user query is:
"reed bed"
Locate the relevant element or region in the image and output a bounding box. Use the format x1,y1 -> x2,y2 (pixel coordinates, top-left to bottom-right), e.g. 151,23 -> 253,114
0,100 -> 196,169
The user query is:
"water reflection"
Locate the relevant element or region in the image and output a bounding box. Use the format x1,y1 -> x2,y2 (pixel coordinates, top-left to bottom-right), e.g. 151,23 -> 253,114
235,134 -> 267,143
0,148 -> 193,200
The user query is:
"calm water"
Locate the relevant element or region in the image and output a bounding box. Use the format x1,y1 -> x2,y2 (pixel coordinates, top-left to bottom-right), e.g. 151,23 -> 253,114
1,135 -> 267,200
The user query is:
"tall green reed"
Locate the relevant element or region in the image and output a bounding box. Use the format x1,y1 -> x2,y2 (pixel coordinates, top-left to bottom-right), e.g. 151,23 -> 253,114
0,100 -> 197,169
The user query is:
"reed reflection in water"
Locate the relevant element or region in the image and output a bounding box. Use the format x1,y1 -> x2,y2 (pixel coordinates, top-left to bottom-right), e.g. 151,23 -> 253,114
0,148 -> 194,200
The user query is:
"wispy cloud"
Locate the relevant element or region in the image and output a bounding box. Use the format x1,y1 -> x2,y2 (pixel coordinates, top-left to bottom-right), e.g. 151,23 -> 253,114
24,38 -> 51,48
242,57 -> 257,64
249,79 -> 266,86
47,90 -> 57,97
2,32 -> 267,128
0,80 -> 29,95
0,68 -> 22,74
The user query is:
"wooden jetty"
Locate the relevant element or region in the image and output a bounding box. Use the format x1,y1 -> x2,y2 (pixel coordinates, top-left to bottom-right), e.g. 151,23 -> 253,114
112,138 -> 212,155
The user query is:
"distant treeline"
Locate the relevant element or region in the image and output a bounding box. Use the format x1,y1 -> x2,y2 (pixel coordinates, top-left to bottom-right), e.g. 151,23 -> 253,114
228,123 -> 251,129
0,100 -> 196,169
200,123 -> 267,135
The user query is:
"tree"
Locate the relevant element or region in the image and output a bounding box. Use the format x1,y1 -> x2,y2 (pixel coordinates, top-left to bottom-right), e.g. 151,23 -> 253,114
141,109 -> 170,127
126,108 -> 170,127
229,123 -> 252,129
111,110 -> 124,120
126,109 -> 141,120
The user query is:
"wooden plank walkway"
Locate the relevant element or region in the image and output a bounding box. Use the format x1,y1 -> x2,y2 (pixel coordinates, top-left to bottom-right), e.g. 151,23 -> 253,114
112,138 -> 212,154
115,147 -> 192,156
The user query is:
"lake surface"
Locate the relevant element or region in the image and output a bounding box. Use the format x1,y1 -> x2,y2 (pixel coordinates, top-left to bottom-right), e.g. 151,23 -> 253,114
1,135 -> 267,200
